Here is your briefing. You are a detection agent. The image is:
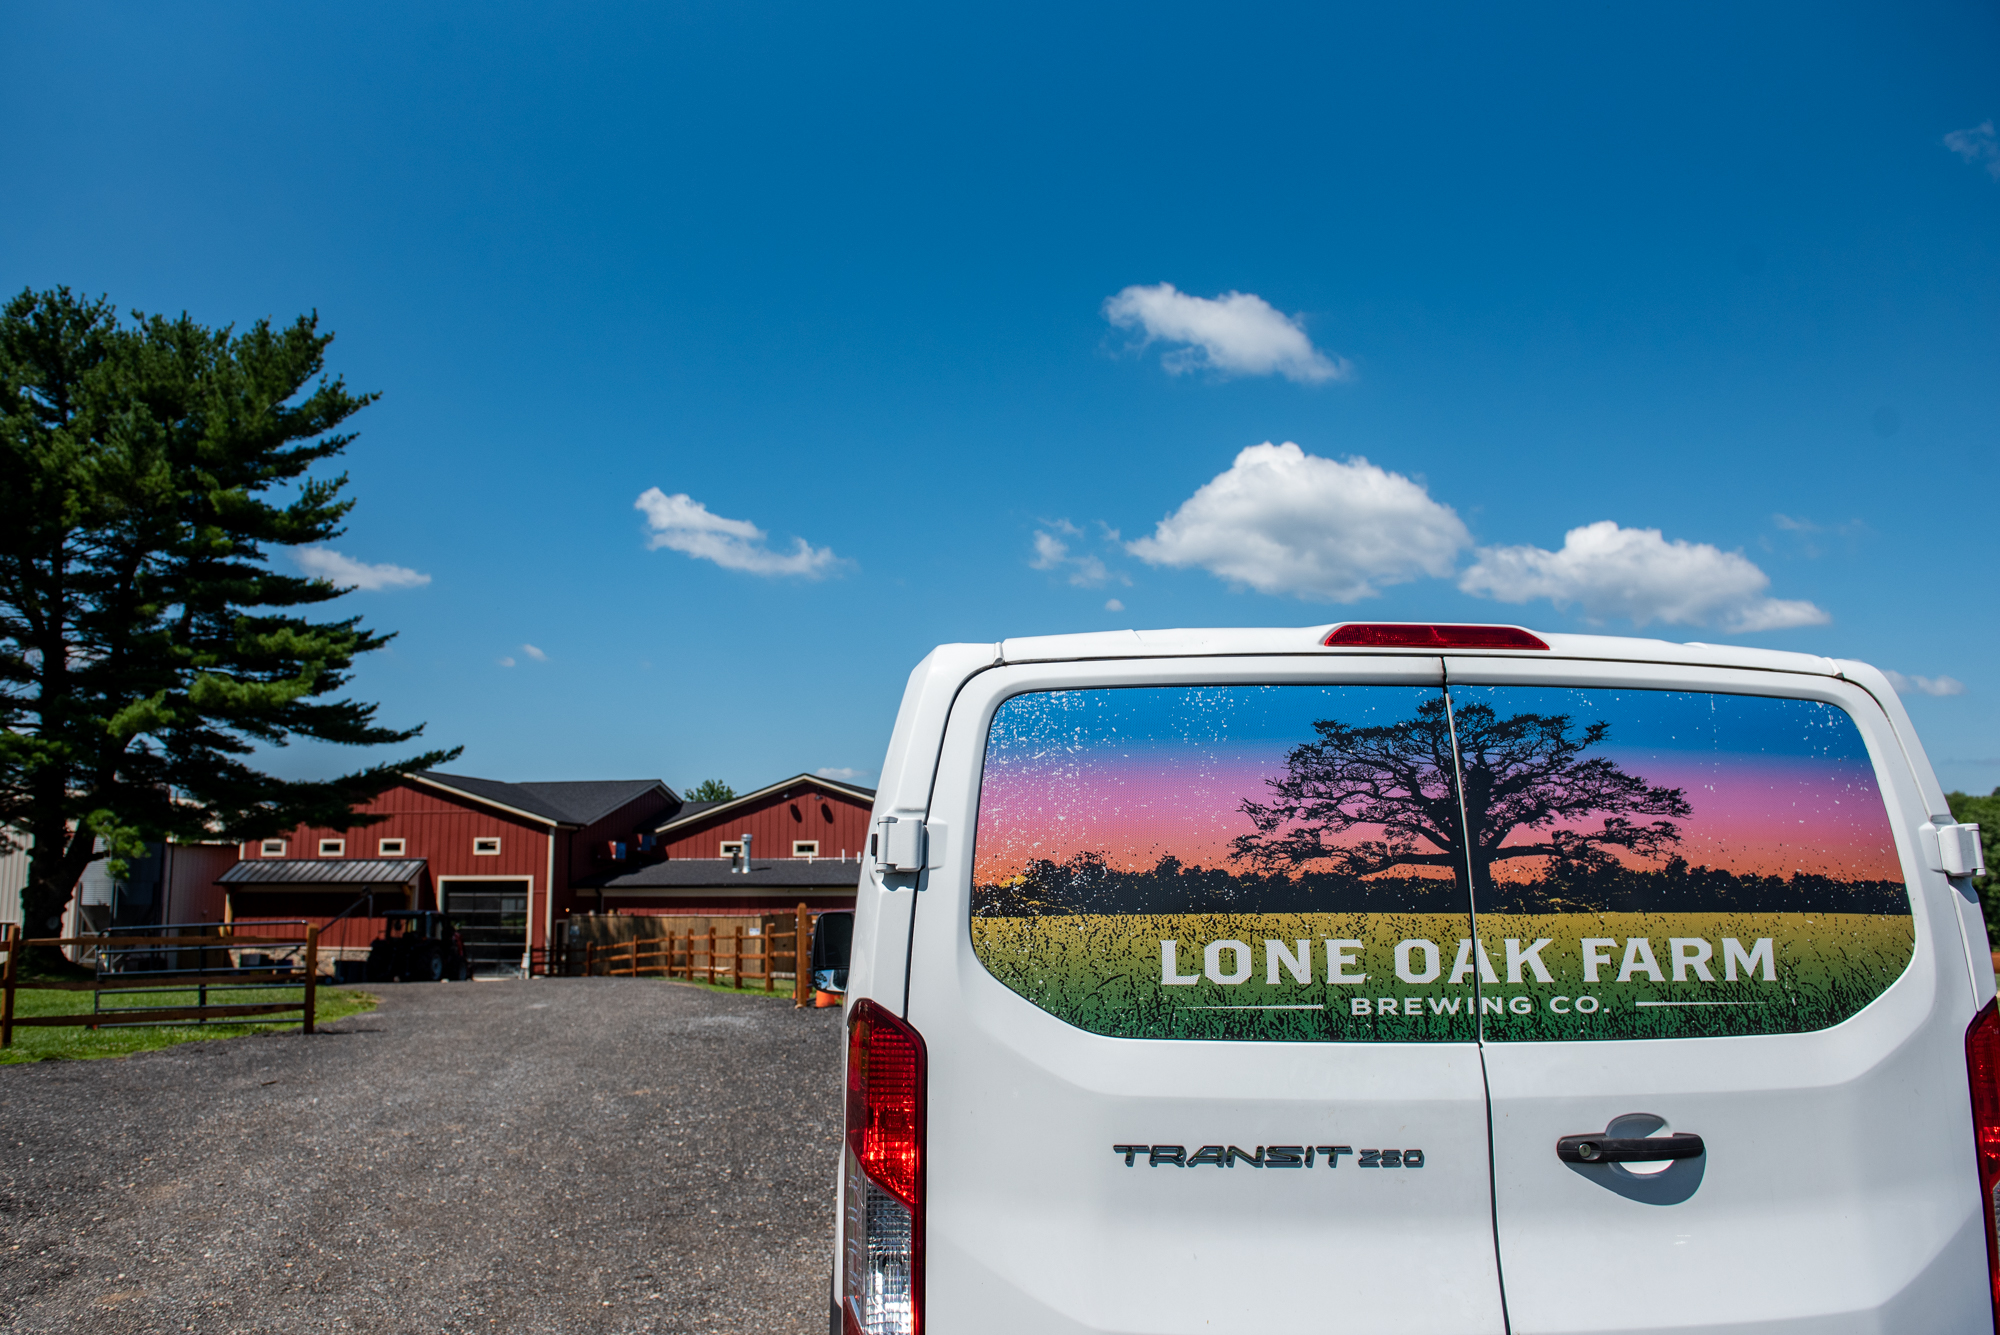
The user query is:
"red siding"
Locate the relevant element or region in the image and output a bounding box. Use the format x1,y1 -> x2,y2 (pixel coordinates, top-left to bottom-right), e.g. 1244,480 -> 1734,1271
249,789 -> 550,882
550,791 -> 678,937
234,781 -> 555,953
210,778 -> 860,955
657,785 -> 873,863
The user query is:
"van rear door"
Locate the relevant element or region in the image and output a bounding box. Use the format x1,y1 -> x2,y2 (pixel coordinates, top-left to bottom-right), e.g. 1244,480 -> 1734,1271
1443,659 -> 1988,1333
904,656 -> 1507,1334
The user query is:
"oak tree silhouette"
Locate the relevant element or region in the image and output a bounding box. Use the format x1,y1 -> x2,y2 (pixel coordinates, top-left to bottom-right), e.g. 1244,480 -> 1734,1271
1231,696 -> 1690,894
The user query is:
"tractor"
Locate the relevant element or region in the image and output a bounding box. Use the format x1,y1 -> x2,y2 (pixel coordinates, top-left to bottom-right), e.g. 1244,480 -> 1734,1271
366,910 -> 473,982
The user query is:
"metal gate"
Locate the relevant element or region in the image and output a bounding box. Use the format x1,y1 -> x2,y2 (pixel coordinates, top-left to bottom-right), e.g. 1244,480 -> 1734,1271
442,881 -> 529,976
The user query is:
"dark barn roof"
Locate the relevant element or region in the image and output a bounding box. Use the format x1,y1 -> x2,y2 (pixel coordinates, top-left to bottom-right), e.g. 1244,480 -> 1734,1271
579,858 -> 864,892
409,773 -> 676,826
220,858 -> 427,887
514,780 -> 678,824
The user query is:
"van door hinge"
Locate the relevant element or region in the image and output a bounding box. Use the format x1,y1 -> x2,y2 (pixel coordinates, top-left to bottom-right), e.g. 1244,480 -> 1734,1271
1925,823 -> 1987,878
876,815 -> 927,873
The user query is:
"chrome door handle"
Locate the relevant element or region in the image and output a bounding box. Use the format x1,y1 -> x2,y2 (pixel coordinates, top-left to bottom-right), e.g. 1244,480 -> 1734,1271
1557,1132 -> 1704,1163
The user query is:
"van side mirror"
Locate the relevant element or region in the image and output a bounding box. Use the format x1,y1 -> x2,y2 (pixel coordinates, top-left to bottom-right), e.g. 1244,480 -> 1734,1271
811,910 -> 854,994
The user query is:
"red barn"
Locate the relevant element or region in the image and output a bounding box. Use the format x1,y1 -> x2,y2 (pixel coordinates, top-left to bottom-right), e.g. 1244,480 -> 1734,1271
220,772 -> 677,973
578,773 -> 875,915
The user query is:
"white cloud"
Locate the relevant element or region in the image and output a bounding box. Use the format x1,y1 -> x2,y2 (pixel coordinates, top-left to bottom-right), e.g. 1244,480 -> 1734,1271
1127,443 -> 1469,602
522,644 -> 549,662
497,656 -> 516,668
1945,121 -> 2000,180
1103,284 -> 1351,383
1104,598 -> 1125,612
817,766 -> 873,783
1769,514 -> 1866,535
1030,528 -> 1073,567
1885,670 -> 1966,698
1030,519 -> 1129,588
293,546 -> 430,591
1459,521 -> 1829,632
1770,512 -> 1868,559
635,488 -> 841,578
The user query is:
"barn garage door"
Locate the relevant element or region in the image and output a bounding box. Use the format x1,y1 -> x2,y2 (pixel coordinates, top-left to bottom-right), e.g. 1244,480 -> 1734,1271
443,880 -> 530,976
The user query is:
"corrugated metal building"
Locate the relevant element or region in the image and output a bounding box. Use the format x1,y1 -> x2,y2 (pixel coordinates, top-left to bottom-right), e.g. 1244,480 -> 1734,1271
0,838 -> 23,930
0,836 -> 238,938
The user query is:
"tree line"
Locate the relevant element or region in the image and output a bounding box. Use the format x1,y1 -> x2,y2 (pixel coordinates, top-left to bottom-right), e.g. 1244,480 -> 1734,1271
973,848 -> 1908,918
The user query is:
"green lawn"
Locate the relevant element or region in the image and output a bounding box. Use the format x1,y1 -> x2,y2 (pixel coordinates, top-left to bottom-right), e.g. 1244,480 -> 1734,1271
1,982 -> 378,1064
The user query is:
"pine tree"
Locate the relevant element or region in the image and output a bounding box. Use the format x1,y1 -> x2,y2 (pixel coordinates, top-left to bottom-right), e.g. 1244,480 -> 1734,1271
0,287 -> 457,938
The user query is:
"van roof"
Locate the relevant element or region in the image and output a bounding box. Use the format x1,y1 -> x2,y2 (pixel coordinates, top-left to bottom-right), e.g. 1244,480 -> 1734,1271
875,624 -> 1939,826
997,623 -> 1845,677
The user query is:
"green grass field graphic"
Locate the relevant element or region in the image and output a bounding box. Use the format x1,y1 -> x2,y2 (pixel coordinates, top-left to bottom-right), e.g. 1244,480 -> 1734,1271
969,910 -> 1914,1042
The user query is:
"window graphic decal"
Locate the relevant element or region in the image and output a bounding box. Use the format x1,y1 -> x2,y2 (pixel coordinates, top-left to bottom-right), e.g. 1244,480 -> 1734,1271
968,685 -> 1912,1042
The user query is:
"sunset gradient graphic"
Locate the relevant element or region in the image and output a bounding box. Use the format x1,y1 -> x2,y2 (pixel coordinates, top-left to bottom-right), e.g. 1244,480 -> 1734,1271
972,686 -> 1903,886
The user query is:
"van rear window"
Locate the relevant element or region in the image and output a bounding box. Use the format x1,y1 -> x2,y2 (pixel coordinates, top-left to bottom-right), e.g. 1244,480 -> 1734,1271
968,685 -> 1912,1042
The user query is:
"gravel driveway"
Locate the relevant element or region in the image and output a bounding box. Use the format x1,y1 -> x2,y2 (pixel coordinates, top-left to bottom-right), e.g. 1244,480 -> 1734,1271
0,978 -> 845,1334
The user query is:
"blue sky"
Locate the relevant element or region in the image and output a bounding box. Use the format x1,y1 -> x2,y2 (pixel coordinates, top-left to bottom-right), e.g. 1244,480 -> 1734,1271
5,2 -> 1997,795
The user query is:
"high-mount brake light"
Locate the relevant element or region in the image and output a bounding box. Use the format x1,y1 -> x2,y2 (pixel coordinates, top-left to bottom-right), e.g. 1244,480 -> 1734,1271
1967,1000 -> 2000,1332
843,999 -> 926,1335
1322,623 -> 1550,650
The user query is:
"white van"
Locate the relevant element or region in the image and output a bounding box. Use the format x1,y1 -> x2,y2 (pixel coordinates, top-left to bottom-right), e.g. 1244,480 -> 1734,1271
833,622 -> 1995,1335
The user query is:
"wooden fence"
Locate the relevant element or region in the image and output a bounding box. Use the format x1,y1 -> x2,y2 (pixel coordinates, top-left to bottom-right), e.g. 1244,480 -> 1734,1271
0,923 -> 321,1047
582,904 -> 813,1006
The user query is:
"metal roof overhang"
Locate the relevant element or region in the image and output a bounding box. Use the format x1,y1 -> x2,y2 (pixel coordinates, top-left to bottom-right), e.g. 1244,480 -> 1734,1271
582,858 -> 865,892
218,858 -> 427,887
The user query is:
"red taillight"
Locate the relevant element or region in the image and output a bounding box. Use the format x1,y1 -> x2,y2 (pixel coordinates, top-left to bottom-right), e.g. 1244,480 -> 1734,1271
843,999 -> 925,1335
848,1000 -> 924,1207
1321,622 -> 1550,650
1968,1000 -> 2000,1331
